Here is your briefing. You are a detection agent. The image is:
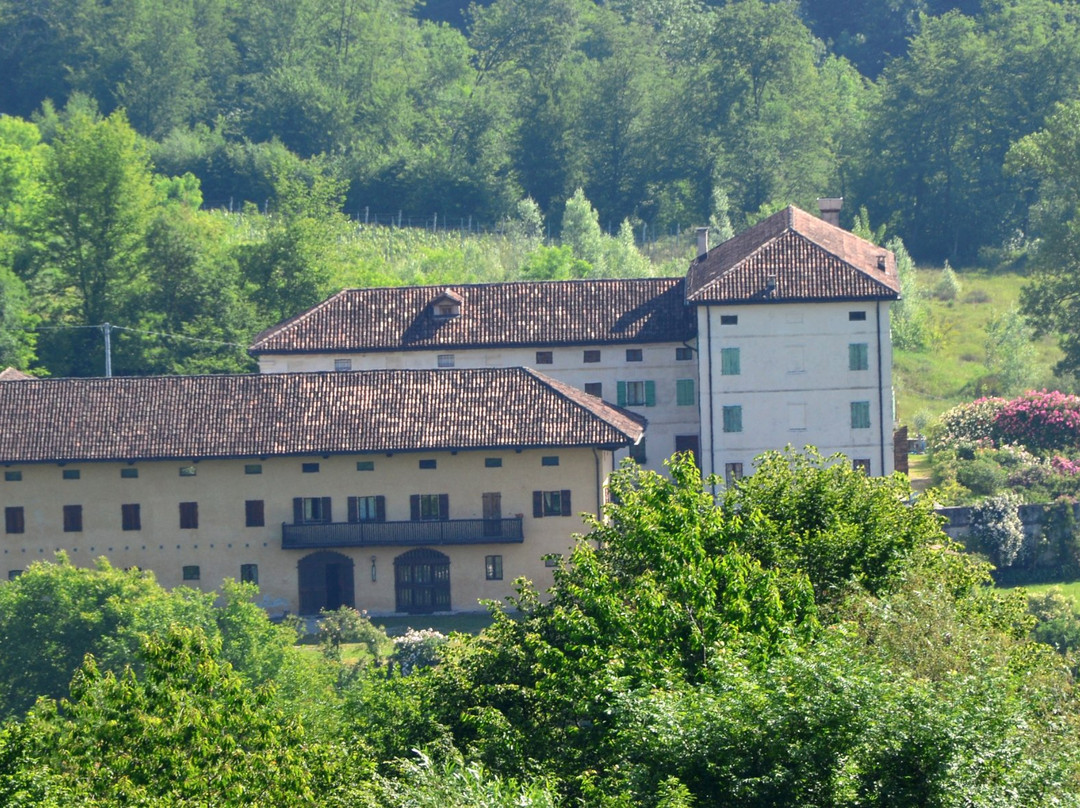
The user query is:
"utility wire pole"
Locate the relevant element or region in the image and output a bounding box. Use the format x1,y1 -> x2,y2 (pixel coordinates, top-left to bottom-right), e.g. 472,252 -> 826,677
102,323 -> 112,378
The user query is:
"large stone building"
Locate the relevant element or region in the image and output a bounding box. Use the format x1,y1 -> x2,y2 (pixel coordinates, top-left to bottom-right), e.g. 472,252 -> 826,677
0,203 -> 900,615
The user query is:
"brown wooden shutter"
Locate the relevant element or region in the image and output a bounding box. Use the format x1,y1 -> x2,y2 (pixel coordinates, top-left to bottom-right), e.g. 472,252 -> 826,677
410,495 -> 420,521
561,490 -> 572,516
293,497 -> 303,524
347,496 -> 358,523
375,496 -> 386,522
321,497 -> 332,523
533,491 -> 543,518
438,494 -> 449,521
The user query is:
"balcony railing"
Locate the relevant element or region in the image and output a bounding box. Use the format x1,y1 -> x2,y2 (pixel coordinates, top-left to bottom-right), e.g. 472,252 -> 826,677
281,517 -> 524,549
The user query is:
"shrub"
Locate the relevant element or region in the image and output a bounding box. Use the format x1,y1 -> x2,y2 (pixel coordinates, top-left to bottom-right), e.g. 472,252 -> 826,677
317,606 -> 388,661
929,397 -> 1007,454
969,491 -> 1025,568
993,390 -> 1080,451
934,261 -> 961,301
392,628 -> 447,674
957,456 -> 1006,496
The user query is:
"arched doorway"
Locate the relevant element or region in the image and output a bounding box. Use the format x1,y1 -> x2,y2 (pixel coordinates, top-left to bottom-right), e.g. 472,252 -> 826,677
394,548 -> 450,613
298,551 -> 355,614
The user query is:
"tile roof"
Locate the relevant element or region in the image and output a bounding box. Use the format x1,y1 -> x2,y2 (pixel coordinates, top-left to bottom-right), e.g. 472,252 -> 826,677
0,367 -> 33,380
685,206 -> 900,304
0,368 -> 646,464
249,278 -> 695,355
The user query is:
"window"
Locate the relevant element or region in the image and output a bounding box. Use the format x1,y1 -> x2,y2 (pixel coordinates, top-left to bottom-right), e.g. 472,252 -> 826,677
244,463 -> 262,475
62,469 -> 80,480
4,471 -> 21,482
63,505 -> 82,533
245,500 -> 265,527
410,494 -> 449,521
720,314 -> 738,325
302,462 -> 320,473
122,504 -> 141,531
584,382 -> 602,398
676,379 -> 695,406
535,350 -> 553,364
485,555 -> 503,580
334,358 -> 352,371
618,380 -> 655,407
725,463 -> 743,485
419,459 -> 437,469
485,457 -> 502,468
183,565 -> 200,581
541,456 -> 559,467
4,506 -> 24,534
583,350 -> 601,363
348,495 -> 386,522
7,570 -> 21,581
179,465 -> 196,477
849,343 -> 869,371
294,497 -> 332,524
121,467 -> 138,478
437,354 -> 454,368
720,347 -> 740,375
179,501 -> 199,529
851,401 -> 871,429
852,459 -> 872,474
629,439 -> 647,464
849,310 -> 867,321
544,556 -> 561,568
676,347 -> 694,360
240,564 -> 259,584
356,461 -> 375,471
626,348 -> 643,362
533,490 -> 571,517
722,405 -> 743,433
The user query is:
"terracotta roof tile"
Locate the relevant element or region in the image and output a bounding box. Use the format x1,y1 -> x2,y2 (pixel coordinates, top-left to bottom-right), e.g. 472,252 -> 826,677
0,369 -> 646,463
250,278 -> 694,354
0,367 -> 33,380
685,206 -> 900,304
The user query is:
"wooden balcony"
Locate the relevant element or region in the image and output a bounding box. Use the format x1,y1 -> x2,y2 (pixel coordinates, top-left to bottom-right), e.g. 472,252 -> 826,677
281,517 -> 524,549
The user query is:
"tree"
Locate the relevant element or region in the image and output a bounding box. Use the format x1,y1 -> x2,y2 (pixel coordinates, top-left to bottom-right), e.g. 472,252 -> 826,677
983,307 -> 1036,394
560,188 -> 605,273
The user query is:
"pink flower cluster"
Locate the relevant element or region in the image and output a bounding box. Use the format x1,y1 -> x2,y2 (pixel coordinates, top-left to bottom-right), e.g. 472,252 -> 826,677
1051,456 -> 1080,476
993,390 -> 1080,452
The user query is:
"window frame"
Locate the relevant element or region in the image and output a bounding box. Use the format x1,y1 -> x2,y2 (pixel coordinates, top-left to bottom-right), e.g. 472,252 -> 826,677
121,503 -> 141,531
583,349 -> 601,363
410,493 -> 449,522
584,382 -> 602,398
179,501 -> 199,529
625,348 -> 643,362
851,401 -> 871,429
4,506 -> 24,534
485,555 -> 503,580
437,354 -> 455,368
295,497 -> 332,525
245,499 -> 265,527
348,495 -> 386,523
182,565 -> 201,581
240,564 -> 259,584
535,350 -> 553,365
63,504 -> 82,533
334,358 -> 353,372
722,405 -> 743,433
849,342 -> 869,371
618,380 -> 655,407
675,347 -> 694,361
533,489 -> 572,518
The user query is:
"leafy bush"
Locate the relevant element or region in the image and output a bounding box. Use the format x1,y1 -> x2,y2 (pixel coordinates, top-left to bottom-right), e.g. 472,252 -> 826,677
1028,588 -> 1080,655
969,491 -> 1025,568
928,396 -> 1007,454
934,261 -> 961,300
392,628 -> 447,675
317,606 -> 388,662
957,456 -> 1007,496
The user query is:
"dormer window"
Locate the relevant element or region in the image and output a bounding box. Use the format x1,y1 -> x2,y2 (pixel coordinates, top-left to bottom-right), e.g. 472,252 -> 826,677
435,304 -> 458,318
431,290 -> 463,319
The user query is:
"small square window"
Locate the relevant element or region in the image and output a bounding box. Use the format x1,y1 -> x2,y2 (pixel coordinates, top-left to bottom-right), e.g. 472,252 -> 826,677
179,501 -> 199,529
853,459 -> 872,474
485,555 -> 503,580
720,315 -> 738,325
722,405 -> 743,433
485,458 -> 502,468
675,347 -> 694,360
676,379 -> 695,406
437,354 -> 455,368
535,351 -> 553,364
179,465 -> 196,477
183,565 -> 200,581
541,456 -> 559,467
626,348 -> 643,362
240,564 -> 259,584
849,311 -> 867,321
4,471 -> 21,482
721,347 -> 740,375
245,499 -> 265,527
62,469 -> 80,480
244,463 -> 262,475
851,401 -> 871,429
419,459 -> 437,470
63,504 -> 82,533
120,467 -> 138,479
356,461 -> 375,471
302,462 -> 320,473
334,358 -> 352,371
584,382 -> 602,398
583,350 -> 601,363
849,343 -> 869,371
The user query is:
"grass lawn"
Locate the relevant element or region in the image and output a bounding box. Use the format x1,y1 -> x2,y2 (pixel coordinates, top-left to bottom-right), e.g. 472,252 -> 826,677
1015,580 -> 1080,604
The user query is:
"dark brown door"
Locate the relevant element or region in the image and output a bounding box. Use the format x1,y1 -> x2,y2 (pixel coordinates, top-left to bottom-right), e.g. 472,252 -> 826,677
482,492 -> 502,537
298,551 -> 355,614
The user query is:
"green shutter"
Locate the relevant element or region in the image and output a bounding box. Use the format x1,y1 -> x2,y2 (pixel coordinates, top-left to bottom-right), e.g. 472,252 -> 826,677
676,379 -> 695,406
616,381 -> 627,406
721,347 -> 740,375
644,380 -> 656,407
849,343 -> 868,371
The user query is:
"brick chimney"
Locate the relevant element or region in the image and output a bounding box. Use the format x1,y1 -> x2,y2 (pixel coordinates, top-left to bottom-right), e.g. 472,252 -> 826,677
817,197 -> 843,227
696,227 -> 709,260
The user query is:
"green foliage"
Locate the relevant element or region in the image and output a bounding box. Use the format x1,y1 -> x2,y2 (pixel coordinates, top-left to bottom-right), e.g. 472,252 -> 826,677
1028,587 -> 1080,655
374,749 -> 557,807
983,307 -> 1036,394
969,491 -> 1026,568
317,606 -> 389,662
934,260 -> 961,300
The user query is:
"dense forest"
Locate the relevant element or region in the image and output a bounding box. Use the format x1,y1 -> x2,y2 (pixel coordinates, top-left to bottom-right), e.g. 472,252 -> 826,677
2,452 -> 1080,806
2,0 -> 1080,378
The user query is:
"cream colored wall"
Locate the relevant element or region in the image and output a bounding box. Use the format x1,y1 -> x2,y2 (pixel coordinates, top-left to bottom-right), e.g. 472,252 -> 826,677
259,342 -> 700,473
697,300 -> 895,480
0,448 -> 605,615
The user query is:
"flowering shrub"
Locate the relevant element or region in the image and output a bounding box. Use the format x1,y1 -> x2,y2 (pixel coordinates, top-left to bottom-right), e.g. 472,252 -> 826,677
993,390 -> 1080,452
1051,455 -> 1080,476
928,397 -> 1007,454
969,491 -> 1025,568
391,628 -> 447,674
